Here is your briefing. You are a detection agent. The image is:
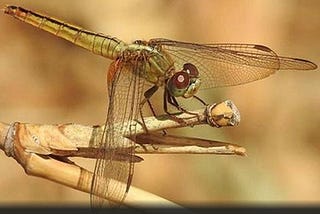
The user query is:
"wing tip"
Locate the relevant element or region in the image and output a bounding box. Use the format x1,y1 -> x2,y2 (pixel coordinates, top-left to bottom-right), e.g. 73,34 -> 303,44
292,57 -> 318,70
279,56 -> 318,71
253,45 -> 318,70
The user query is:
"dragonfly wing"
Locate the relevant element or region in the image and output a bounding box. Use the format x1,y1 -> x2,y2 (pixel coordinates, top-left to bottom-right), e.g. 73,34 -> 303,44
90,59 -> 146,207
204,43 -> 317,70
150,39 -> 317,89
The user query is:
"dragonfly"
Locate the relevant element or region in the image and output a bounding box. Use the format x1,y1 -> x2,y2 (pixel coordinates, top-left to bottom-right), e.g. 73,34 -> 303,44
4,5 -> 317,207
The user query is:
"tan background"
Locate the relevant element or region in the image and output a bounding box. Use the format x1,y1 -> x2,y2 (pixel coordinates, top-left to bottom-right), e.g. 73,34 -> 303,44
0,0 -> 319,206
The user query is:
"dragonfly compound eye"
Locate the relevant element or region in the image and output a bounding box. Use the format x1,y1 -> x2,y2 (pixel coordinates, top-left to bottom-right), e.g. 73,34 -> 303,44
167,71 -> 190,97
183,63 -> 199,77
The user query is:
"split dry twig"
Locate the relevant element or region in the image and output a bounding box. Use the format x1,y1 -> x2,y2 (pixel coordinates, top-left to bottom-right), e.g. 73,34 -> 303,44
0,100 -> 244,207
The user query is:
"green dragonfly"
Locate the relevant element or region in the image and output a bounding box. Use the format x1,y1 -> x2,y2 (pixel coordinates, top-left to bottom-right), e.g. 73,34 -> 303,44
4,5 -> 317,207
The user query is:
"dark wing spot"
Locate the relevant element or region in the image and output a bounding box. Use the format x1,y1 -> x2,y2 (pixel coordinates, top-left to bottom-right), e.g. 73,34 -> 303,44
254,44 -> 273,52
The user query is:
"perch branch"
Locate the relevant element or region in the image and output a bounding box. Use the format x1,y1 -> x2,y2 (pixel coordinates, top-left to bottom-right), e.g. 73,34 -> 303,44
0,100 -> 244,207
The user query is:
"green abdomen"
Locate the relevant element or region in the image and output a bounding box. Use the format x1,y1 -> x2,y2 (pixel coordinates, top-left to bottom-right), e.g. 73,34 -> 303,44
5,5 -> 125,60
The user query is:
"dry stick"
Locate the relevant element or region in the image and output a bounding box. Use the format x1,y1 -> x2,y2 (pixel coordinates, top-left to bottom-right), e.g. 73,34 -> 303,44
0,100 -> 243,207
1,124 -> 181,207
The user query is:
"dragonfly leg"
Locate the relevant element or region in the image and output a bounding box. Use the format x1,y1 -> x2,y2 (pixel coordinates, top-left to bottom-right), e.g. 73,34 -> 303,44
143,86 -> 167,135
164,89 -> 202,123
163,89 -> 188,125
171,96 -> 201,119
163,88 -> 179,114
146,99 -> 167,136
139,85 -> 159,133
193,95 -> 208,106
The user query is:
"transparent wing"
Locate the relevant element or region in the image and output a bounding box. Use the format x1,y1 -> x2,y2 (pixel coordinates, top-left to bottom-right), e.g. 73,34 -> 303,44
150,38 -> 317,89
90,59 -> 145,207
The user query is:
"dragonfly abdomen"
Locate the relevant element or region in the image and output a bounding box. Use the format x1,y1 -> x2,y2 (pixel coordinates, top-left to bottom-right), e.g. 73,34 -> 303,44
4,5 -> 125,60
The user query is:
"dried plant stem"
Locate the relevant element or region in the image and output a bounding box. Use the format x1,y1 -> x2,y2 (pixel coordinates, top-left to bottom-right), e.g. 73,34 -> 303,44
0,100 -> 243,207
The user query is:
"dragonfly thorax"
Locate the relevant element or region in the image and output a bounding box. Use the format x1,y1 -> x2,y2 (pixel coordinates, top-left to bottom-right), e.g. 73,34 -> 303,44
124,43 -> 175,86
167,63 -> 201,98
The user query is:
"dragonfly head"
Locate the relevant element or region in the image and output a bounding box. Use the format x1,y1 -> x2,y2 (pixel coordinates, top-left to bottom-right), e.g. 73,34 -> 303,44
166,63 -> 201,98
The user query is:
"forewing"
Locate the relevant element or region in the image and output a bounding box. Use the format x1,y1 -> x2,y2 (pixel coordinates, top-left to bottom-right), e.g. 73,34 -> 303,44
150,39 -> 317,89
90,60 -> 145,207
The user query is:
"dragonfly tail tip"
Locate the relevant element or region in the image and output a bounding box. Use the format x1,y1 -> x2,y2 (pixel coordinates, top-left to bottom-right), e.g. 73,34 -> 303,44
2,5 -> 18,15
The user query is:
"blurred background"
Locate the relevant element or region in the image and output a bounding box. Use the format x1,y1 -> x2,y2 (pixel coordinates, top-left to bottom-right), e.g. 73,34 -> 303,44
0,0 -> 319,207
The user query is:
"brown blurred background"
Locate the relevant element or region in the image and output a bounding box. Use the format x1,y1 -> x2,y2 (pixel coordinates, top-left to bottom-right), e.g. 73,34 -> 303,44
0,0 -> 319,207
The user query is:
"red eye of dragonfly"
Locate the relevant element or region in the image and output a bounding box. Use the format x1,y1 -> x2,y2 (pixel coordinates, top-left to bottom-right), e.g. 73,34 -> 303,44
183,63 -> 199,77
171,71 -> 190,89
167,71 -> 191,97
